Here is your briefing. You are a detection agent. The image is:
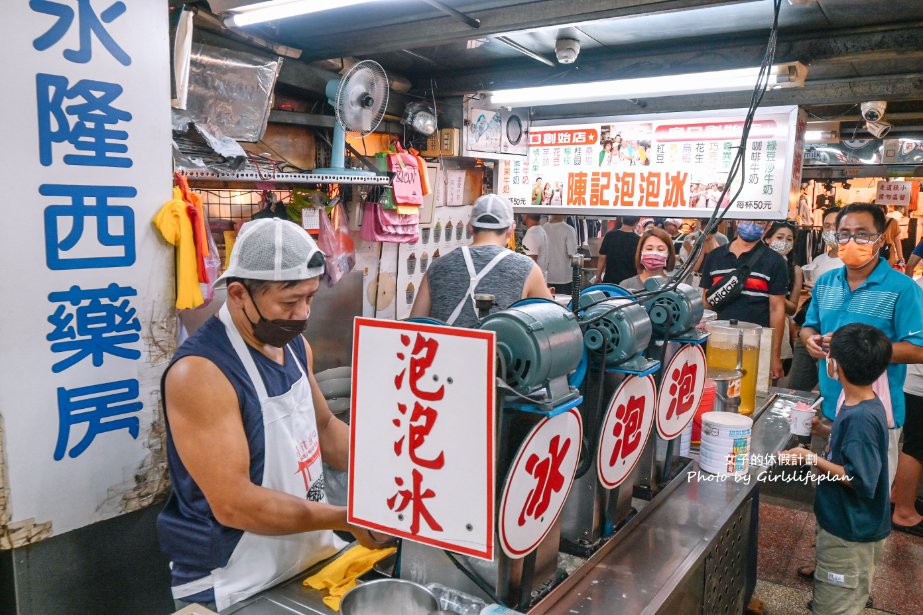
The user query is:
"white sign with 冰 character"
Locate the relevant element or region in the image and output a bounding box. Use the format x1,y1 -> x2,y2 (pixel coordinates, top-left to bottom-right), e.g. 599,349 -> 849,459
501,106 -> 802,220
348,318 -> 496,560
498,409 -> 582,558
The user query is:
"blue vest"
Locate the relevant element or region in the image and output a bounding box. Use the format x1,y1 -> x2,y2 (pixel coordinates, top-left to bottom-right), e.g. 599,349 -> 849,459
157,316 -> 309,601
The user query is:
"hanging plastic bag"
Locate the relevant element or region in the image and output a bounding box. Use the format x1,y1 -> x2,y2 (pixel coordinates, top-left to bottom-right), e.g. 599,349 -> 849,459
388,143 -> 424,206
408,147 -> 431,197
318,202 -> 356,286
198,208 -> 222,305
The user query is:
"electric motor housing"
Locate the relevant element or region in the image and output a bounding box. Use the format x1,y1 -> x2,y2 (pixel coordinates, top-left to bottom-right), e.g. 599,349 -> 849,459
641,278 -> 704,336
476,300 -> 583,403
579,292 -> 652,366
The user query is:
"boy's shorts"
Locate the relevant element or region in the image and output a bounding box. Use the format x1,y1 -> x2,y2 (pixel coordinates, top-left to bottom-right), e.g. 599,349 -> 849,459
813,526 -> 885,615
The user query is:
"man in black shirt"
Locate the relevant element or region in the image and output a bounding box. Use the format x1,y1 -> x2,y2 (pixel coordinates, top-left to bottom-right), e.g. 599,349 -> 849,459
699,219 -> 788,379
597,216 -> 641,284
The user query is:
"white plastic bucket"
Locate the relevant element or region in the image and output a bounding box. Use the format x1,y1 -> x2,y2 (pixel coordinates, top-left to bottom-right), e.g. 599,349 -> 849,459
701,411 -> 753,439
699,436 -> 750,457
699,412 -> 752,475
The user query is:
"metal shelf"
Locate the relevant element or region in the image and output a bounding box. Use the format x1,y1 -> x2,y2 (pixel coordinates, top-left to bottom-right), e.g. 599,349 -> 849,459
177,167 -> 390,185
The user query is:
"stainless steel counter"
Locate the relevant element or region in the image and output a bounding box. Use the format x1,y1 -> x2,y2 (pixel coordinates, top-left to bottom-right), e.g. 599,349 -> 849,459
229,389 -> 810,615
531,388 -> 809,615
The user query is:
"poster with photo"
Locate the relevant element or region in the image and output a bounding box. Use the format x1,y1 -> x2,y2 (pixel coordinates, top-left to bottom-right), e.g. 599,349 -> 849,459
466,108 -> 503,153
500,106 -> 802,220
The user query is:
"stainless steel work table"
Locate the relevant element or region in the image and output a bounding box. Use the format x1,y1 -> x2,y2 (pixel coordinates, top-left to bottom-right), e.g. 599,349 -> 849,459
230,390 -> 810,615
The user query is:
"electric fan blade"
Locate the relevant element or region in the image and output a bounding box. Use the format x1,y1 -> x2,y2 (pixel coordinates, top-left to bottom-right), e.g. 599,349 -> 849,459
335,61 -> 389,135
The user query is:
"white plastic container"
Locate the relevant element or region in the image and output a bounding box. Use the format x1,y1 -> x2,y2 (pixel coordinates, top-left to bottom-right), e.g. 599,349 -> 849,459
699,436 -> 750,458
699,411 -> 752,476
700,411 -> 753,439
699,448 -> 749,476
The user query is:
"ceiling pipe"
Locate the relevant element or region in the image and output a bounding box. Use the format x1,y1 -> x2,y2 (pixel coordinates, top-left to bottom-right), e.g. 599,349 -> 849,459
495,36 -> 557,68
418,0 -> 480,29
310,56 -> 413,92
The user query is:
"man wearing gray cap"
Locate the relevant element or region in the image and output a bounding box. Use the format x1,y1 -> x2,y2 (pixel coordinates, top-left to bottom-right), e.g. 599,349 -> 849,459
158,218 -> 389,612
411,194 -> 552,327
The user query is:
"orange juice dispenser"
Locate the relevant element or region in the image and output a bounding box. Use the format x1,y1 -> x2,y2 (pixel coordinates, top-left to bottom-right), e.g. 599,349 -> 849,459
704,320 -> 762,415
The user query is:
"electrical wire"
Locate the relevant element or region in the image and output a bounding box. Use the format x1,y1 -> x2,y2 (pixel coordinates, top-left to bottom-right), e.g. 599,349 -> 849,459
806,104 -> 859,122
575,0 -> 784,325
442,550 -> 506,606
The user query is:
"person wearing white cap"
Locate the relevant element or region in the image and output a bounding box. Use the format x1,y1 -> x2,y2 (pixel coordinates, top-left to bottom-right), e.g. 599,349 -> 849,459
158,218 -> 390,612
411,194 -> 551,327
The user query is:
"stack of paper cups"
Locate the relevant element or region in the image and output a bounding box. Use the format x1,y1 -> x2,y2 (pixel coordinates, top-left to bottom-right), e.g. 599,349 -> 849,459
699,411 -> 753,476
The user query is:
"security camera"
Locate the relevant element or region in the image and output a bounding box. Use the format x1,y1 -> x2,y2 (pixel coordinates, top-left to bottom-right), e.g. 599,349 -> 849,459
861,101 -> 887,122
555,38 -> 580,64
866,120 -> 892,139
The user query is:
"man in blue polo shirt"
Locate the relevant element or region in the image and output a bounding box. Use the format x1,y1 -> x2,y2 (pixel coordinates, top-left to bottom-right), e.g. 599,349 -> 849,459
801,203 -> 923,486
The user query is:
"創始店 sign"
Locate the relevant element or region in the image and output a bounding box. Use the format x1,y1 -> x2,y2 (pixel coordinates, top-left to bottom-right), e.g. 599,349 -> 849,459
500,106 -> 804,220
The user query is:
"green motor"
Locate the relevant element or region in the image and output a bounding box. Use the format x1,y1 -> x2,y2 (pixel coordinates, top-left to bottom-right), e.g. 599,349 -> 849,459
477,300 -> 583,406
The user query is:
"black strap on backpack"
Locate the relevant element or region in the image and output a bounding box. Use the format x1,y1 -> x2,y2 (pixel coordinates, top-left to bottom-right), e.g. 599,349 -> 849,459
705,242 -> 766,311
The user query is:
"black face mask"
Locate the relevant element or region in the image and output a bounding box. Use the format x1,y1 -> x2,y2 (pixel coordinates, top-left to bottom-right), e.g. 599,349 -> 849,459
244,289 -> 307,348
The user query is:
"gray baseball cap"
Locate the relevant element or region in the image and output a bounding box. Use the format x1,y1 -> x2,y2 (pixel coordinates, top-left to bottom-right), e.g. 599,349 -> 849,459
470,194 -> 514,229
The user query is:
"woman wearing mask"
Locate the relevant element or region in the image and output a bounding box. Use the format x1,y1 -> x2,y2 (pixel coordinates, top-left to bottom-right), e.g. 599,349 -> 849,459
764,221 -> 802,376
619,227 -> 676,291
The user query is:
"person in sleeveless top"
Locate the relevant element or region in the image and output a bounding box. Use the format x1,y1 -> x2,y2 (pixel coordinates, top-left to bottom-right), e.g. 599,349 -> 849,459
159,218 -> 390,611
410,194 -> 551,327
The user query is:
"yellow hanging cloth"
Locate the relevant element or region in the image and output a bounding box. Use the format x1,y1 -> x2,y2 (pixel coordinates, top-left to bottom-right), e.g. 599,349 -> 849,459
153,187 -> 204,309
303,545 -> 397,611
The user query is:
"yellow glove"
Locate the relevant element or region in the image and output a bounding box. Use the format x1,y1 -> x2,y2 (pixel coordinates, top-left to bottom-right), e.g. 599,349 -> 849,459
304,544 -> 397,611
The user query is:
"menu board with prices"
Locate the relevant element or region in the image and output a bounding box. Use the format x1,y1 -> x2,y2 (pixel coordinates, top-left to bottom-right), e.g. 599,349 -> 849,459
499,106 -> 803,220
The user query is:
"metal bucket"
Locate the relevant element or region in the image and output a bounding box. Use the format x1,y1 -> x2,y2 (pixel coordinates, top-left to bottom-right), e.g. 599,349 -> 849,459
340,579 -> 439,615
708,368 -> 743,413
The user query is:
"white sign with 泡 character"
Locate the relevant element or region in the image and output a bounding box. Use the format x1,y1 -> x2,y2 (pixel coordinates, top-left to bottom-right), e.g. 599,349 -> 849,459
656,344 -> 707,440
348,318 -> 496,560
598,375 -> 656,489
0,1 -> 172,540
502,106 -> 801,220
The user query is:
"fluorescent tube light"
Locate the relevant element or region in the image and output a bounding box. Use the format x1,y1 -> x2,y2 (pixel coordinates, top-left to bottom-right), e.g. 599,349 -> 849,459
490,62 -> 807,106
805,121 -> 839,143
228,0 -> 378,27
805,130 -> 839,143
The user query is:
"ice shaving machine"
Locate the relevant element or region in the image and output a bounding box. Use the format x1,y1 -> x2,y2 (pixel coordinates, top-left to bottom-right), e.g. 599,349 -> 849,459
635,276 -> 708,495
559,285 -> 661,556
400,299 -> 587,610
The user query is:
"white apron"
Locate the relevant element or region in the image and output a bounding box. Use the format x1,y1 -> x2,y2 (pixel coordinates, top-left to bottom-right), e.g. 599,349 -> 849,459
174,305 -> 345,611
446,246 -> 512,325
